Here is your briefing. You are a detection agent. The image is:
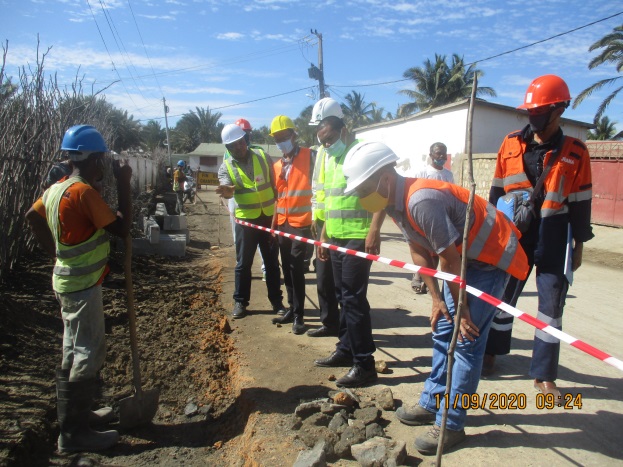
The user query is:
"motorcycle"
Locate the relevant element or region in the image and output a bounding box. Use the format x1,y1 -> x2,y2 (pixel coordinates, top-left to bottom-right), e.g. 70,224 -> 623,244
183,175 -> 196,204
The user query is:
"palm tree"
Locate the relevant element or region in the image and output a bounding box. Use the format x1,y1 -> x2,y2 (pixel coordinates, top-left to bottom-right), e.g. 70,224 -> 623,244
573,25 -> 623,123
370,104 -> 392,123
171,106 -> 222,152
398,53 -> 496,116
342,91 -> 374,131
294,104 -> 316,147
142,120 -> 166,152
587,115 -> 623,140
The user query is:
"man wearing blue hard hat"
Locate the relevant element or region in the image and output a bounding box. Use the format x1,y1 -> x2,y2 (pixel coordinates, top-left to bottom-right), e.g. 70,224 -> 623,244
173,159 -> 187,214
26,125 -> 132,453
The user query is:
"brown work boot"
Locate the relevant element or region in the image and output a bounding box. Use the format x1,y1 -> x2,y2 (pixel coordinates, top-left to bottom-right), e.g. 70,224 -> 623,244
534,380 -> 561,399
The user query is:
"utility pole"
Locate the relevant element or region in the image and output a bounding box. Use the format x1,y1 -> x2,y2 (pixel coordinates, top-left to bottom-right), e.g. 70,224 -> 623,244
163,97 -> 172,167
310,29 -> 326,98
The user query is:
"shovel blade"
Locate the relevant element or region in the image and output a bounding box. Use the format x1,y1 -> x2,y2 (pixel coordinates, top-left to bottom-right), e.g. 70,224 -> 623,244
118,388 -> 160,429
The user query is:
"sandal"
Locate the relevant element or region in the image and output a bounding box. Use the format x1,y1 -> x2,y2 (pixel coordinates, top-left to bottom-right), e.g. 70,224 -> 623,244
411,276 -> 427,294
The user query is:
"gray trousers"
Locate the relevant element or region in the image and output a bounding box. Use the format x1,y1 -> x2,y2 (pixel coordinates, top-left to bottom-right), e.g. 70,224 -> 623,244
56,285 -> 106,381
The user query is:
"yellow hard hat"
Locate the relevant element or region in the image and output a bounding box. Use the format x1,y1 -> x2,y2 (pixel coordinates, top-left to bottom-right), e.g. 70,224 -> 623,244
269,115 -> 295,136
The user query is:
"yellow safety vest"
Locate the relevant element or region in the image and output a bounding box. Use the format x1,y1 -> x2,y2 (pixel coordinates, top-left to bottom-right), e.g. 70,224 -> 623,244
42,177 -> 110,293
224,148 -> 275,219
313,146 -> 326,221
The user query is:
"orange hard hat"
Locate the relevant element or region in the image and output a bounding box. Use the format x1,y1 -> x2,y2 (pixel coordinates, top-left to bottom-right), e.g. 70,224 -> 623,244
518,75 -> 571,110
235,118 -> 252,131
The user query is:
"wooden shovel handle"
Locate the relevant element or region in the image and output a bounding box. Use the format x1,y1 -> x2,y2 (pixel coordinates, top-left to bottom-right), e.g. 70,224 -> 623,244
124,235 -> 144,397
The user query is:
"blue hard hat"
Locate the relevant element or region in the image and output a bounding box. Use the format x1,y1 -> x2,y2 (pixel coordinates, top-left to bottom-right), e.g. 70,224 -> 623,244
61,125 -> 107,161
177,160 -> 185,166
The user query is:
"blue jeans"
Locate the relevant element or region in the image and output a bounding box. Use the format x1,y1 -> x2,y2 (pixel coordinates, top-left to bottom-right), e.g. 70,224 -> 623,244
419,264 -> 509,431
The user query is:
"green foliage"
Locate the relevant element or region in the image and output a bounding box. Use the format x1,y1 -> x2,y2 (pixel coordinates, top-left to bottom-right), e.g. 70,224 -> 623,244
398,53 -> 495,116
573,25 -> 623,123
294,104 -> 316,148
142,120 -> 167,151
587,115 -> 622,140
171,106 -> 222,153
342,91 -> 375,131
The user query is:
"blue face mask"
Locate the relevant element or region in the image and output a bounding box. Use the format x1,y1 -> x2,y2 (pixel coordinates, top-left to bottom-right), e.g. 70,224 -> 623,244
326,138 -> 346,157
276,139 -> 294,155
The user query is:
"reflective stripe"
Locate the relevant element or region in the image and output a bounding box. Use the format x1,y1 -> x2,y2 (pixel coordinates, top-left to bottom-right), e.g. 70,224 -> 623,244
544,191 -> 565,204
491,177 -> 504,188
56,233 -> 109,259
536,311 -> 562,328
287,205 -> 312,214
502,173 -> 529,186
568,190 -> 592,202
536,328 -> 560,344
496,230 -> 519,272
315,182 -> 324,190
541,205 -> 568,218
491,321 -> 514,332
326,209 -> 370,219
53,257 -> 108,276
467,204 -> 496,259
326,187 -> 345,196
287,189 -> 313,197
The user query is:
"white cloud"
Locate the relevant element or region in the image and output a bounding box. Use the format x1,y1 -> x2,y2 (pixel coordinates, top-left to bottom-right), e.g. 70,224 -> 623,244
216,32 -> 245,40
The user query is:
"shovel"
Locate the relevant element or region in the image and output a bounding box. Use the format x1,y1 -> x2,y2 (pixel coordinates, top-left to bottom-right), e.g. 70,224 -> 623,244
119,235 -> 160,429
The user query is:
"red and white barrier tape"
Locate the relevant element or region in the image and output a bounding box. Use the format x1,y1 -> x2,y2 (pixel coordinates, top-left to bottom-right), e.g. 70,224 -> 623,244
231,216 -> 623,373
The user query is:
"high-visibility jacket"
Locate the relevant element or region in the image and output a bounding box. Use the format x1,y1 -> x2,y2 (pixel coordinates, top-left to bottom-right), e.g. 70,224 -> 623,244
273,147 -> 313,227
491,131 -> 592,220
312,146 -> 326,221
42,177 -> 110,293
224,147 -> 275,219
405,178 -> 529,280
323,140 -> 372,239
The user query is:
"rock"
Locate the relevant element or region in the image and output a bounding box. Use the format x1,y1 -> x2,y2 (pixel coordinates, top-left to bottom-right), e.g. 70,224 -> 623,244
302,412 -> 331,428
320,402 -> 346,415
338,424 -> 366,454
218,316 -> 232,334
184,402 -> 198,416
347,419 -> 366,431
365,423 -> 385,440
297,426 -> 339,453
376,387 -> 395,411
328,412 -> 347,432
375,360 -> 390,374
350,437 -> 407,467
354,407 -> 381,425
289,415 -> 303,430
328,374 -> 336,381
332,392 -> 356,407
293,440 -> 328,467
210,245 -> 220,250
295,399 -> 329,419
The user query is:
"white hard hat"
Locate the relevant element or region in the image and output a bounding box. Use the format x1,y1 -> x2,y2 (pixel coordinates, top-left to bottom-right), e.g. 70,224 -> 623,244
221,123 -> 246,145
344,141 -> 399,194
309,97 -> 344,126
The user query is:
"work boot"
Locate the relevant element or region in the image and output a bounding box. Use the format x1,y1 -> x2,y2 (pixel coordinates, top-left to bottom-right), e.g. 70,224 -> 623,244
396,404 -> 436,426
314,350 -> 353,368
291,314 -> 307,335
336,364 -> 378,388
56,368 -> 115,426
57,379 -> 119,452
232,302 -> 247,319
272,308 -> 293,324
273,303 -> 288,316
307,325 -> 339,337
414,425 -> 466,455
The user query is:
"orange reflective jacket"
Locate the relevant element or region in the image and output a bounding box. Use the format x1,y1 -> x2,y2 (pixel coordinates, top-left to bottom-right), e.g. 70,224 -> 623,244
404,178 -> 529,280
273,147 -> 314,227
491,132 -> 592,220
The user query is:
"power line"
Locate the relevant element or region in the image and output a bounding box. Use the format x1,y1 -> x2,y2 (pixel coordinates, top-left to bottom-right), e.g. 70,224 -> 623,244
328,9 -> 623,89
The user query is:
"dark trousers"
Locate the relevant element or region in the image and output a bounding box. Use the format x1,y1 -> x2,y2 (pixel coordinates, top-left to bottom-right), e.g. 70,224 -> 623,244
330,237 -> 375,369
315,220 -> 339,328
278,221 -> 311,317
486,240 -> 568,381
234,215 -> 282,308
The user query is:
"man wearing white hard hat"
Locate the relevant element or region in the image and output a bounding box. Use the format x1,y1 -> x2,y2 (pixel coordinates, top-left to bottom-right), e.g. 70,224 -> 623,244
342,141 -> 529,454
310,98 -> 386,389
216,124 -> 287,320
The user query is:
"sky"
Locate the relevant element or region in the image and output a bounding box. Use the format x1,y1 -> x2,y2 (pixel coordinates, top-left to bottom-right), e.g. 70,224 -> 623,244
2,0 -> 622,134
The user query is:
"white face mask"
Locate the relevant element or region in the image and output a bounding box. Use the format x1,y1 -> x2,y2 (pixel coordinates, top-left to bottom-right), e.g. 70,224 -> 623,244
276,139 -> 294,155
325,138 -> 346,157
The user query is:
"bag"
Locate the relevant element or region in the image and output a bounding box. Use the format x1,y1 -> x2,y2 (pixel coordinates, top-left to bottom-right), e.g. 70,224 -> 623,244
497,190 -> 534,233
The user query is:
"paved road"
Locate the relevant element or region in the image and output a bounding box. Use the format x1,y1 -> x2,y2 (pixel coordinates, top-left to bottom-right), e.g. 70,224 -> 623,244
213,192 -> 623,466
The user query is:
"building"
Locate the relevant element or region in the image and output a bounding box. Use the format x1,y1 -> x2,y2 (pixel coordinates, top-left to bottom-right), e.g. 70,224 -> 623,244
354,98 -> 593,177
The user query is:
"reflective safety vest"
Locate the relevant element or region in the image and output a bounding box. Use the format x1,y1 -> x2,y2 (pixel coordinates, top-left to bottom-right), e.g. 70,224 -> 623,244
273,147 -> 313,227
405,178 -> 529,280
42,177 -> 110,293
323,140 -> 372,239
313,146 -> 326,222
491,132 -> 593,219
224,148 -> 275,219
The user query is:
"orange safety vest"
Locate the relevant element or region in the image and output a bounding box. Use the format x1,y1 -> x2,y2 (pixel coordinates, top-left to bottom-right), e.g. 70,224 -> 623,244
273,147 -> 313,227
491,132 -> 593,219
404,178 -> 529,280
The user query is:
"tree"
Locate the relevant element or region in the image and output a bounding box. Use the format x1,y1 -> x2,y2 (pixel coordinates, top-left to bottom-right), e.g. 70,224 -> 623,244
342,90 -> 374,131
573,25 -> 623,123
587,115 -> 623,140
294,104 -> 316,148
142,120 -> 166,151
370,104 -> 392,123
107,108 -> 142,153
171,106 -> 222,153
398,53 -> 496,116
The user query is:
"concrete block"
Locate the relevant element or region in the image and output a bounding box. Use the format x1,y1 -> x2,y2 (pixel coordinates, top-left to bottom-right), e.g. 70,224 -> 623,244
167,228 -> 190,244
143,217 -> 160,244
157,233 -> 187,257
164,215 -> 188,231
128,238 -> 159,256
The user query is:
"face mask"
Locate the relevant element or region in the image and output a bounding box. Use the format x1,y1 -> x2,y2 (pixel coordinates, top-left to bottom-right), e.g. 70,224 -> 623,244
528,109 -> 554,133
276,139 -> 294,154
432,155 -> 446,168
325,138 -> 346,157
359,177 -> 389,213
